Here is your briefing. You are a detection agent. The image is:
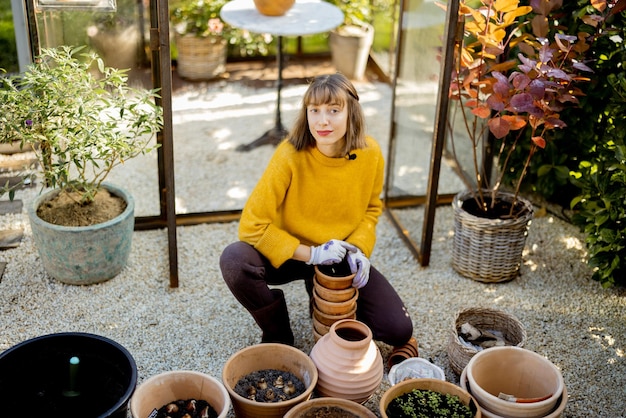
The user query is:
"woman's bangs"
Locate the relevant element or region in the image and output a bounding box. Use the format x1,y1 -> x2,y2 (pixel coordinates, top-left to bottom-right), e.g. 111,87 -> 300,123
306,84 -> 346,107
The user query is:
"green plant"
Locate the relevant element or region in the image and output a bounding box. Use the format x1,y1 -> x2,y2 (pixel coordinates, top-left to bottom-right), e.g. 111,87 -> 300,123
448,0 -> 598,217
385,389 -> 473,418
323,0 -> 374,26
0,45 -> 163,205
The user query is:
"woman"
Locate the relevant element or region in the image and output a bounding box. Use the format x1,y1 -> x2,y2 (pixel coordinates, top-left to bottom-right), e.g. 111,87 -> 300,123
220,73 -> 417,365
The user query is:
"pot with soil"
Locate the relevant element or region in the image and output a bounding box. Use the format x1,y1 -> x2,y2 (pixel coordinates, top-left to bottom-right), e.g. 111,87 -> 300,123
452,190 -> 533,283
221,343 -> 318,418
284,397 -> 377,418
0,332 -> 137,418
309,319 -> 383,403
28,183 -> 135,285
380,378 -> 481,418
130,370 -> 230,418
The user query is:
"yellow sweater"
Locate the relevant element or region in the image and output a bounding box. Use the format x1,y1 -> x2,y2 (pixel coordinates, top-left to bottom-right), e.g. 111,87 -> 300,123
239,136 -> 384,268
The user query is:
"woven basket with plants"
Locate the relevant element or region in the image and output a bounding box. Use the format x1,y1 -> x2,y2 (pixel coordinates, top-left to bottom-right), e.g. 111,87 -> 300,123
447,307 -> 526,375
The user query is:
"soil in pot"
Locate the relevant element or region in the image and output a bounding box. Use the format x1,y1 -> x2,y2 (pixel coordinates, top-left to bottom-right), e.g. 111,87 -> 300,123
298,405 -> 360,418
37,188 -> 125,226
317,257 -> 352,277
234,369 -> 306,402
385,388 -> 474,418
154,398 -> 218,418
461,195 -> 530,220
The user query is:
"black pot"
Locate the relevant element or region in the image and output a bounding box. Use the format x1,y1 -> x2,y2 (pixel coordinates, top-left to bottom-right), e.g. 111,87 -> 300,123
0,332 -> 137,418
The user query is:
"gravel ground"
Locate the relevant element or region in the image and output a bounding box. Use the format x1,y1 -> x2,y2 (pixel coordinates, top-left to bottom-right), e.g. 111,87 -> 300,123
0,73 -> 624,418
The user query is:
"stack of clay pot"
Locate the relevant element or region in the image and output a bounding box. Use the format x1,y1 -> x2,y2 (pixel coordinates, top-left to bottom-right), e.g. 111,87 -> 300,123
312,262 -> 358,341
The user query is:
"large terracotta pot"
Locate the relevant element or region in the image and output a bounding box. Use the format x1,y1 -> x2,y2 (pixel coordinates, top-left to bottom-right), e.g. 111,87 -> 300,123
130,370 -> 231,418
253,0 -> 295,16
309,319 -> 383,403
222,343 -> 318,418
0,332 -> 137,418
284,397 -> 377,418
380,378 -> 481,418
28,183 -> 135,285
464,346 -> 564,418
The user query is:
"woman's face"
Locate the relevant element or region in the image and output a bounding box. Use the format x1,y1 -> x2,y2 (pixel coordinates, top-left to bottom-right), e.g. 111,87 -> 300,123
307,101 -> 348,157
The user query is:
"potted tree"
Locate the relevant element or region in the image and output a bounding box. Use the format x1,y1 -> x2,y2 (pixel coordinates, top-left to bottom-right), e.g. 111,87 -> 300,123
446,0 -> 598,282
324,0 -> 375,80
0,45 -> 163,285
170,0 -> 235,80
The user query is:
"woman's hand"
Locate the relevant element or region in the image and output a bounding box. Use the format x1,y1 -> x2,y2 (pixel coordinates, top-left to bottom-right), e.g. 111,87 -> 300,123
306,239 -> 355,265
345,248 -> 370,289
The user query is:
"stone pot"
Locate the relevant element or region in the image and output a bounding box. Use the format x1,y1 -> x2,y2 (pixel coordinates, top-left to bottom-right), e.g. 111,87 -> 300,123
0,332 -> 137,418
309,319 -> 383,403
380,378 -> 481,418
222,343 -> 318,418
253,0 -> 295,16
284,397 -> 377,418
464,346 -> 564,418
329,24 -> 374,81
130,370 -> 230,418
28,183 -> 135,285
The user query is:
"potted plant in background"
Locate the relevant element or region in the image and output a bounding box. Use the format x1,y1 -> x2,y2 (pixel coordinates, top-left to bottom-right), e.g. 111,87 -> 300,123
170,0 -> 234,80
0,45 -> 163,285
324,0 -> 376,80
446,0 -> 597,282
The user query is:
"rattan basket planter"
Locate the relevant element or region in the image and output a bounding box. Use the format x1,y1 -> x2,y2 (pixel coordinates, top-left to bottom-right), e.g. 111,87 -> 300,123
175,34 -> 227,80
452,190 -> 534,283
447,307 -> 527,375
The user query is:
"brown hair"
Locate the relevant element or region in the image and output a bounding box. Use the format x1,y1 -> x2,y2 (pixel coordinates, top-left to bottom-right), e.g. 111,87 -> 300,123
289,73 -> 367,155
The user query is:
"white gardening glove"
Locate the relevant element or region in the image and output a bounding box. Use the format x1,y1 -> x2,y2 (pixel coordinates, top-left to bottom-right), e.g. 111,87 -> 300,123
345,247 -> 370,289
307,239 -> 354,265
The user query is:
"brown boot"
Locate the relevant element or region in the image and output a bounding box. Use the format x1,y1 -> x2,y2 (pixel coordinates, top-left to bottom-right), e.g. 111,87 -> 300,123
250,289 -> 295,345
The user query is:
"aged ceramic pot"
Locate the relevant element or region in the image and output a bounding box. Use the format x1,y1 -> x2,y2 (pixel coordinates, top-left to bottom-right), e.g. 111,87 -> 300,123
284,397 -> 377,418
309,319 -> 383,403
130,370 -> 230,418
222,343 -> 318,418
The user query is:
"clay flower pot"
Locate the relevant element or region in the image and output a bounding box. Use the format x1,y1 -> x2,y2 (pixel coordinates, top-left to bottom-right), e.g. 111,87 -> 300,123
0,332 -> 137,418
379,378 -> 481,418
313,287 -> 358,315
314,264 -> 355,290
314,276 -> 357,302
313,305 -> 357,327
309,319 -> 383,403
284,397 -> 377,418
222,343 -> 318,418
130,370 -> 230,418
253,0 -> 295,16
464,346 -> 564,418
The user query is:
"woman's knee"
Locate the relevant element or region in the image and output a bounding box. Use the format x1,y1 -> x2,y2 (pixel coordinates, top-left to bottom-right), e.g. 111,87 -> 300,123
219,241 -> 262,287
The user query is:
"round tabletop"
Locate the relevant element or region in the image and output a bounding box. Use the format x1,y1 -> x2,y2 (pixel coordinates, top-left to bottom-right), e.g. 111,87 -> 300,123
221,0 -> 344,37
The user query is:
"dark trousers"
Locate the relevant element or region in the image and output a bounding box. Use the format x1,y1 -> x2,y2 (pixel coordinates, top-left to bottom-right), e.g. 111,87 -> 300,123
220,241 -> 413,347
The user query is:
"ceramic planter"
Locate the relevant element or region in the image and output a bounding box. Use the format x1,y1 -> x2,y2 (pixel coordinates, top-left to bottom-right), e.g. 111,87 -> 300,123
253,0 -> 295,16
0,332 -> 137,418
221,343 -> 318,418
284,397 -> 377,418
309,319 -> 383,403
130,370 -> 230,418
28,183 -> 135,285
379,378 -> 481,418
329,24 -> 375,80
314,264 -> 355,290
463,346 -> 564,418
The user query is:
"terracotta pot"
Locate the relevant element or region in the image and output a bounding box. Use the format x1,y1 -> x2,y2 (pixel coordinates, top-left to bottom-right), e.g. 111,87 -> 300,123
253,0 -> 295,16
0,332 -> 137,418
464,346 -> 564,418
130,370 -> 230,418
313,287 -> 358,316
313,305 -> 357,327
379,378 -> 481,418
309,319 -> 383,403
222,343 -> 318,418
461,368 -> 568,418
284,397 -> 377,418
312,314 -> 331,336
314,276 -> 357,302
314,264 -> 355,290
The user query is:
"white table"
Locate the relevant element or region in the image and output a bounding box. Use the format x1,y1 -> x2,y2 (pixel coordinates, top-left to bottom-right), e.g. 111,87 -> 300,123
221,0 -> 343,151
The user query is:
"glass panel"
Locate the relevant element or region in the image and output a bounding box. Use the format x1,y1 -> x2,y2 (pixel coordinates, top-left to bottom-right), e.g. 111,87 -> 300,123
387,0 -> 464,199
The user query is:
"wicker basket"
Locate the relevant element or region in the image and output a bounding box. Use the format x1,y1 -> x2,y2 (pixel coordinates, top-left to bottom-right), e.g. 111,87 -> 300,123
175,34 -> 227,80
452,189 -> 534,282
447,307 -> 526,375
